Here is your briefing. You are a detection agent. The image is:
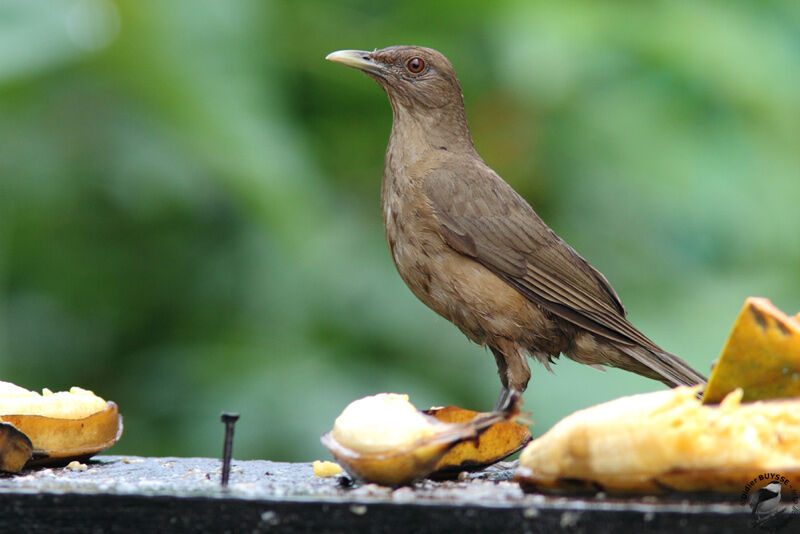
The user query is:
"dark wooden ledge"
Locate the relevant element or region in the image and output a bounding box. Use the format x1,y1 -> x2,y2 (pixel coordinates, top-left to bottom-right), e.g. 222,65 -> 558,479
0,456 -> 768,533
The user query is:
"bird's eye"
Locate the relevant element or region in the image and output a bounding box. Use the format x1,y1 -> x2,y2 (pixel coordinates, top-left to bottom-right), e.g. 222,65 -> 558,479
406,57 -> 425,74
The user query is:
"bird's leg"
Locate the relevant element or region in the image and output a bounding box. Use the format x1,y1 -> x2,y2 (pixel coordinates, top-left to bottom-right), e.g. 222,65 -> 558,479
490,347 -> 510,411
494,387 -> 523,412
494,387 -> 511,411
490,342 -> 529,412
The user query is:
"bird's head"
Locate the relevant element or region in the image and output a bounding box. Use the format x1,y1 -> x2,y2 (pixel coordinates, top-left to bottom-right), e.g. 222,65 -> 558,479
326,46 -> 473,151
326,46 -> 464,115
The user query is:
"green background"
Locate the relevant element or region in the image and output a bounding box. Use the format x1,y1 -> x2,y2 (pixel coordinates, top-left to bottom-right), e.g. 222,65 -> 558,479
1,0 -> 798,461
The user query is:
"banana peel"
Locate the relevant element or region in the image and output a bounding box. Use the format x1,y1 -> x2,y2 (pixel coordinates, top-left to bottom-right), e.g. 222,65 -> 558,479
703,297 -> 800,403
3,402 -> 123,467
0,423 -> 34,472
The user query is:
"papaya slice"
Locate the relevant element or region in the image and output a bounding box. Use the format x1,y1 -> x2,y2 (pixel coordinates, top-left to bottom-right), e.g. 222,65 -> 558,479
426,405 -> 531,477
703,297 -> 800,404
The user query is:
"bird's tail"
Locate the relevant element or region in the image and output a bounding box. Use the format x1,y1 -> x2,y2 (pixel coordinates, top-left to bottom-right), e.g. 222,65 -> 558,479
618,344 -> 707,388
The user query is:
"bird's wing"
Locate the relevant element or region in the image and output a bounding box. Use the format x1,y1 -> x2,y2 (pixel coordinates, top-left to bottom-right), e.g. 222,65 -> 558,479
422,161 -> 661,351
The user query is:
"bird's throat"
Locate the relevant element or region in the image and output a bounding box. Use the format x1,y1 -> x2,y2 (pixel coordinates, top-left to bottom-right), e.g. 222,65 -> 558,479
387,103 -> 475,158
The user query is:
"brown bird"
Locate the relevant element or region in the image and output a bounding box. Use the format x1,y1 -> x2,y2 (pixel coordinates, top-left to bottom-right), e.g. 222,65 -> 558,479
326,46 -> 706,409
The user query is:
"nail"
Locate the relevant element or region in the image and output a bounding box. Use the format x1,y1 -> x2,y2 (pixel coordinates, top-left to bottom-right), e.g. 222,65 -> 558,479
220,412 -> 240,487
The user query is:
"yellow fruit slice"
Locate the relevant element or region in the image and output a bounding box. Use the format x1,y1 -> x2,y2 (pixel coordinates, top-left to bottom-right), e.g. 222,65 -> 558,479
703,297 -> 800,404
516,387 -> 800,494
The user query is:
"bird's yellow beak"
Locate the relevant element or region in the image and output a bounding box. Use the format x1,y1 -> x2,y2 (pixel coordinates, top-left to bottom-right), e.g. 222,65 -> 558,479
326,50 -> 384,75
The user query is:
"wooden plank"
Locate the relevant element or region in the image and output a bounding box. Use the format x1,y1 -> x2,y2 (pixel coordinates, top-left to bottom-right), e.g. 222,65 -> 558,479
0,456 -> 766,533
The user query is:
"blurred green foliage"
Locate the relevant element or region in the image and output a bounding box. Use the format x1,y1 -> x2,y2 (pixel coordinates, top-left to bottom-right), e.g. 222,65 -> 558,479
0,0 -> 798,461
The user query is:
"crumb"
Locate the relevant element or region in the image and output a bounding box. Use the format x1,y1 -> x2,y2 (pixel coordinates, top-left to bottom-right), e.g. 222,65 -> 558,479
313,460 -> 343,477
65,461 -> 88,471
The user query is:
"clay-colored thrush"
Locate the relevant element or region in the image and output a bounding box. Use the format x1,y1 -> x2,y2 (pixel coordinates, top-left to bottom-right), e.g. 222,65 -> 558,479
326,46 -> 706,409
